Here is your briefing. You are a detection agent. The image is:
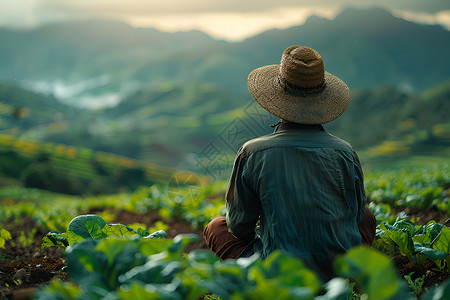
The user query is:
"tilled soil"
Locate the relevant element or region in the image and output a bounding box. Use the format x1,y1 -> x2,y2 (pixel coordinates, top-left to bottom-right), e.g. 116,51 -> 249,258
392,255 -> 450,297
0,209 -> 207,299
1,209 -> 449,299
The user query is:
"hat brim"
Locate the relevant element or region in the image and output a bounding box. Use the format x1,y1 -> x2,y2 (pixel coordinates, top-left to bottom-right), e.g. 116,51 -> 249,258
247,65 -> 350,124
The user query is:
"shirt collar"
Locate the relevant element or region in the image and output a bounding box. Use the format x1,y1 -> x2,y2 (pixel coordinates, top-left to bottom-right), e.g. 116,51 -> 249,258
273,122 -> 325,133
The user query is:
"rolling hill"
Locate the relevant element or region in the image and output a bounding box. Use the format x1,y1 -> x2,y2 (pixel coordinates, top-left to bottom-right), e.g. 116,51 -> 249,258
0,7 -> 449,109
1,79 -> 449,175
0,6 -> 449,183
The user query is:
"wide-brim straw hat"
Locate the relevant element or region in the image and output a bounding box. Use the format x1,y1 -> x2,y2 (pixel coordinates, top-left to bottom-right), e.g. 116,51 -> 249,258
247,45 -> 350,124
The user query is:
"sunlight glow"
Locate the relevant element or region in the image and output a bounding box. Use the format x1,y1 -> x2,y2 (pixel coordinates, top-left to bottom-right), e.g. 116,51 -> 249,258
393,10 -> 450,30
0,1 -> 448,41
125,7 -> 338,42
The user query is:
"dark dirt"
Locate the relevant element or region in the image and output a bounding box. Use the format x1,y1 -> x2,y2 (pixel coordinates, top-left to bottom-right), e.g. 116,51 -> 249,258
392,254 -> 450,297
106,209 -> 208,253
0,216 -> 67,300
391,206 -> 450,226
0,209 -> 208,299
1,208 -> 449,299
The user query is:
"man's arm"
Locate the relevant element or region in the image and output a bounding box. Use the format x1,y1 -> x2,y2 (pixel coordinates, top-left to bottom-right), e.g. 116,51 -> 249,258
225,149 -> 261,242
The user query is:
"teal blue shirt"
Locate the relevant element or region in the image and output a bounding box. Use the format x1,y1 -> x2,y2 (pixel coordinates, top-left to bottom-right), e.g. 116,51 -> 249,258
225,122 -> 366,280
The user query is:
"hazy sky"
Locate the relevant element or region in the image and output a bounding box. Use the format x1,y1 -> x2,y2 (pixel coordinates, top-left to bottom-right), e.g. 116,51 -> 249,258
1,0 -> 449,41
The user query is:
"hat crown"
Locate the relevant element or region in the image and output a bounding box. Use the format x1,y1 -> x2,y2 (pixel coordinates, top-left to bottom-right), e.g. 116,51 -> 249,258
280,46 -> 325,90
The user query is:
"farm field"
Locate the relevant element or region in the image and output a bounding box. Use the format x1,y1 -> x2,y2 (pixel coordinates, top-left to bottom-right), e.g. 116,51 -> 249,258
1,5 -> 450,300
0,165 -> 449,299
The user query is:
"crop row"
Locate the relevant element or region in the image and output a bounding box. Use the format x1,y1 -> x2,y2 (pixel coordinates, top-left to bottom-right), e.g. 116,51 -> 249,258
1,165 -> 448,235
365,165 -> 449,211
31,213 -> 449,300
1,165 -> 450,299
0,134 -> 204,195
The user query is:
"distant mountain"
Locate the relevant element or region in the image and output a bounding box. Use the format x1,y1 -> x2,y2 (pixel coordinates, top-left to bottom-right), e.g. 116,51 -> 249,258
1,7 -> 449,175
0,19 -> 216,81
2,78 -> 449,173
231,7 -> 450,92
113,7 -> 450,94
0,19 -> 219,106
0,7 -> 449,107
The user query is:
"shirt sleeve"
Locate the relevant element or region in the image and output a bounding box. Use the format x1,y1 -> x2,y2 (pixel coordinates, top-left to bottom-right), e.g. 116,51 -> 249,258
353,151 -> 367,223
225,149 -> 261,242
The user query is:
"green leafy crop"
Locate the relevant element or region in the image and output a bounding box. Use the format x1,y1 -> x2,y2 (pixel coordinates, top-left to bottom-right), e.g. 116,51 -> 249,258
365,166 -> 449,212
42,214 -> 168,249
374,217 -> 450,272
37,233 -> 449,300
0,228 -> 12,249
334,247 -> 413,300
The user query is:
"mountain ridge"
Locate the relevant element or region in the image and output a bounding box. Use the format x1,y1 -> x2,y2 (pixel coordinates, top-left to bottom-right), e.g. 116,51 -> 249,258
1,79 -> 449,171
0,6 -> 449,106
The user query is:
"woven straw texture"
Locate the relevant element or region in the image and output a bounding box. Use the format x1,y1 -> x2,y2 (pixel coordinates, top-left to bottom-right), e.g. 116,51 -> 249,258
247,46 -> 350,124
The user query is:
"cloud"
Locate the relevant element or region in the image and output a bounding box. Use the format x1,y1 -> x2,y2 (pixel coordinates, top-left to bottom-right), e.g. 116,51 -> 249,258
393,10 -> 450,30
125,6 -> 338,41
26,0 -> 450,18
0,0 -> 448,40
35,0 -> 328,15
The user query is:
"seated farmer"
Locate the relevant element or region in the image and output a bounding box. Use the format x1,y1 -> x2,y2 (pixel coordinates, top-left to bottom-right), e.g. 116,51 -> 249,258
203,45 -> 376,281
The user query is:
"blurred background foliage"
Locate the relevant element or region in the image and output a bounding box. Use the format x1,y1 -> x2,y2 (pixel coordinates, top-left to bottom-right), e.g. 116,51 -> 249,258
0,7 -> 449,195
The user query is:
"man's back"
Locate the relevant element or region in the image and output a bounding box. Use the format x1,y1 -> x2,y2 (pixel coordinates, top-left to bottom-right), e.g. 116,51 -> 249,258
204,45 -> 376,282
226,123 -> 366,279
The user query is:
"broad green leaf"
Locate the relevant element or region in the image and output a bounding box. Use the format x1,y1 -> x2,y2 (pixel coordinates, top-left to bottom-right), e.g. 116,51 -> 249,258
416,220 -> 437,235
0,228 -> 12,249
258,251 -> 319,286
97,238 -> 150,288
412,234 -> 431,245
137,228 -> 150,237
65,239 -> 109,289
0,228 -> 12,239
120,260 -> 183,285
102,224 -> 138,238
334,247 -> 413,300
375,228 -> 386,238
314,278 -> 353,300
214,263 -> 245,280
66,231 -> 85,246
188,250 -> 220,264
422,221 -> 445,242
236,253 -> 261,270
139,238 -> 172,257
414,245 -> 448,260
247,264 -> 291,299
382,227 -> 415,261
433,226 -> 450,254
392,219 -> 416,235
67,214 -> 107,240
168,234 -> 198,257
247,251 -> 320,298
176,267 -> 211,299
35,279 -> 83,300
42,232 -> 69,248
180,252 -> 248,299
96,238 -> 139,267
381,222 -> 400,232
118,282 -> 163,299
247,263 -> 314,300
420,278 -> 450,300
69,238 -> 148,291
148,230 -> 168,239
